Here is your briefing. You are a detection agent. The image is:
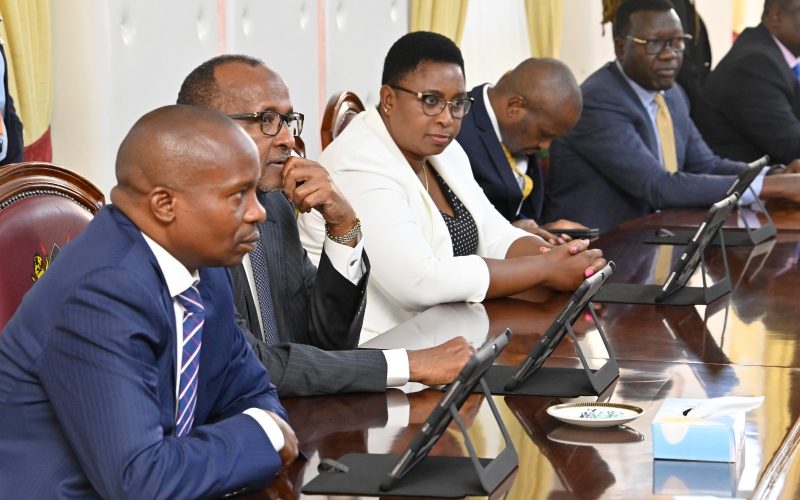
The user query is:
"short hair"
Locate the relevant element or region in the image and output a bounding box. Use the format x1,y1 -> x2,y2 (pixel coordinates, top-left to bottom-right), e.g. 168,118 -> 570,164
177,54 -> 264,107
381,31 -> 465,85
763,0 -> 794,19
613,0 -> 675,38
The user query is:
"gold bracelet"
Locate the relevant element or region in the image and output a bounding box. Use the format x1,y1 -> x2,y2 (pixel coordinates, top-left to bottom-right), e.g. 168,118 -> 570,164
325,218 -> 361,244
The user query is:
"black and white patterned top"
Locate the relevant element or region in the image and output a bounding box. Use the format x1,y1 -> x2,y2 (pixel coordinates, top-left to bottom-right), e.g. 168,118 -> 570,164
431,168 -> 479,256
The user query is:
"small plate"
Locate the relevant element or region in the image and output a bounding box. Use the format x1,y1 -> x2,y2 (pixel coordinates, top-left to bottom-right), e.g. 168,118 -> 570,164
546,402 -> 644,428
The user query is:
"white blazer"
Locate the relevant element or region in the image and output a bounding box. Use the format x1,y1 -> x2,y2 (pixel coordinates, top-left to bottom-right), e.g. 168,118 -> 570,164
298,106 -> 530,340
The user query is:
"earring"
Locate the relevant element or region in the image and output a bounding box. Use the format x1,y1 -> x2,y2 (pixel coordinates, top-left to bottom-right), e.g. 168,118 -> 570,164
383,107 -> 389,113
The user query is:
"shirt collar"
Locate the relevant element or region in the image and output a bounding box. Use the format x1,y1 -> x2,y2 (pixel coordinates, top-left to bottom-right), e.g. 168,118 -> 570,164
616,60 -> 660,109
770,33 -> 800,68
141,232 -> 199,298
482,84 -> 505,147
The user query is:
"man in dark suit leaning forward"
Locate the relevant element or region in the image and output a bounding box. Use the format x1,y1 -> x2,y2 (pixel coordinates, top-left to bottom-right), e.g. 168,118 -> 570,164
545,0 -> 800,232
456,57 -> 587,244
0,105 -> 298,498
696,0 -> 800,166
177,55 -> 473,397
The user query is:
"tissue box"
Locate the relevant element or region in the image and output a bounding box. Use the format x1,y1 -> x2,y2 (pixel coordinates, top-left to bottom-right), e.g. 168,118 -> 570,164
651,398 -> 745,462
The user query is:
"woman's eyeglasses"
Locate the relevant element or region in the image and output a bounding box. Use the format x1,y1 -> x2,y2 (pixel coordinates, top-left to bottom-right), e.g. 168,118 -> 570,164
389,84 -> 473,119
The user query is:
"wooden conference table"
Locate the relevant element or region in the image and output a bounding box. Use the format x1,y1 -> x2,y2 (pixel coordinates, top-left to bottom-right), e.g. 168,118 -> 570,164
249,207 -> 800,499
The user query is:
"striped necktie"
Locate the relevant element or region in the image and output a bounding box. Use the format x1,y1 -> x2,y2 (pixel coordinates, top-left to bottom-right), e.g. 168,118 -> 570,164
175,285 -> 204,437
654,93 -> 678,173
500,143 -> 534,200
249,233 -> 280,345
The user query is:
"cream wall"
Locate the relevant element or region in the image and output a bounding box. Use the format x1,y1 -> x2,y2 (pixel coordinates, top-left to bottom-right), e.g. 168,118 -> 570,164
49,0 -> 757,195
50,0 -> 406,195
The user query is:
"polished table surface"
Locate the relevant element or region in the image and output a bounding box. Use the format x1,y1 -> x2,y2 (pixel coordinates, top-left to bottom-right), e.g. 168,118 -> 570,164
248,209 -> 800,499
622,199 -> 800,231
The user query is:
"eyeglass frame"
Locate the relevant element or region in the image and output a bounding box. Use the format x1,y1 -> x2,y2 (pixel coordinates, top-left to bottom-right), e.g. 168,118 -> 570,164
226,110 -> 305,137
388,84 -> 474,118
625,34 -> 693,55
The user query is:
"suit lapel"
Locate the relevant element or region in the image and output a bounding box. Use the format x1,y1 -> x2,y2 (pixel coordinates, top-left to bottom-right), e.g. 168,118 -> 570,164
470,86 -> 525,206
259,191 -> 292,341
608,63 -> 661,160
110,206 -> 179,431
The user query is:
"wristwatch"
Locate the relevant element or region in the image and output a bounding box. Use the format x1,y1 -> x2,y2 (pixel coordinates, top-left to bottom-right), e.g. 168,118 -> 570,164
325,218 -> 361,245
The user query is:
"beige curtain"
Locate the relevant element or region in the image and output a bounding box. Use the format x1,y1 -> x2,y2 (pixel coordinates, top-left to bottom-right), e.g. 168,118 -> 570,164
409,0 -> 470,45
0,0 -> 52,151
525,0 -> 564,58
732,0 -> 748,36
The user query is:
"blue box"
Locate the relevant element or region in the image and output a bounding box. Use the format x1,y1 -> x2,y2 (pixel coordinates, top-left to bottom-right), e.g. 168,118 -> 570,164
651,398 -> 745,462
653,458 -> 744,497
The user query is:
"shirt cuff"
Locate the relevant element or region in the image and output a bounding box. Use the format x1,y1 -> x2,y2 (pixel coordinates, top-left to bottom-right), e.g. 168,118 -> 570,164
739,168 -> 768,205
322,236 -> 365,284
243,408 -> 285,451
383,348 -> 410,387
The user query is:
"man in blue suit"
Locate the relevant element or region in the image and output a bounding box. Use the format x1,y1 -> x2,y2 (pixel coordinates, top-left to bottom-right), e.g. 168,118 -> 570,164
457,58 -> 586,244
545,0 -> 800,232
0,105 -> 297,498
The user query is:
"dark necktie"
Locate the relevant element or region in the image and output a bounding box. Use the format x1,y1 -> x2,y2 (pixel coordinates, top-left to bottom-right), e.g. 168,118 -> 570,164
793,64 -> 800,82
175,285 -> 204,437
249,228 -> 280,344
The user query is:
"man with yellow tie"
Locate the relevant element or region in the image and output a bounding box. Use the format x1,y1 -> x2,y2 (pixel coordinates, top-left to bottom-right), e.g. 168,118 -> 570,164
545,0 -> 800,232
457,58 -> 588,245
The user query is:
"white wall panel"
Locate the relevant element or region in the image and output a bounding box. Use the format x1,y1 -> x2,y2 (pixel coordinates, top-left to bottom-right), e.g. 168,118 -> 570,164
461,0 -> 531,89
559,0 -> 616,84
227,0 -> 321,158
325,0 -> 407,116
51,0 -> 218,195
696,0 -> 733,69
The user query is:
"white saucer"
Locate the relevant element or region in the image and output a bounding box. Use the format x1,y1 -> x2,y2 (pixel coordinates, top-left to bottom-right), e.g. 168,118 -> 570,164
546,402 -> 644,428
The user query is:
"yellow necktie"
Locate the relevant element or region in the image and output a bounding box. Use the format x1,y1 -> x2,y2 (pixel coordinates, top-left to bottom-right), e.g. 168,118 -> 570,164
500,143 -> 533,200
654,93 -> 678,173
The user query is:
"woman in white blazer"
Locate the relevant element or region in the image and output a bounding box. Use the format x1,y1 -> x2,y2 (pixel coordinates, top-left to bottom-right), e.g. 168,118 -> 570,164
298,32 -> 605,339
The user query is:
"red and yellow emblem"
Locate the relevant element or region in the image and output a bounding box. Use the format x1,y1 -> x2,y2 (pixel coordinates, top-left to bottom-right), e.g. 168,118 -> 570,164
31,243 -> 62,283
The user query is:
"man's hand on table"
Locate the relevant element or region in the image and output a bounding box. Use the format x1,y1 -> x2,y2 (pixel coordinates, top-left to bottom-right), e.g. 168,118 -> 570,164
407,336 -> 475,385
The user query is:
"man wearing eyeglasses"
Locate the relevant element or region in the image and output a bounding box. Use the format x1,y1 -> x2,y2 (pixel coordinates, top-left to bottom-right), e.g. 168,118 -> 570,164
544,0 -> 800,232
177,55 -> 473,397
696,0 -> 800,166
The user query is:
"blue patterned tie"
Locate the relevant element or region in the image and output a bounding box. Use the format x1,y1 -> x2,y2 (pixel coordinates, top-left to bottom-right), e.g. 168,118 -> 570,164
249,233 -> 280,344
794,64 -> 800,82
175,285 -> 204,437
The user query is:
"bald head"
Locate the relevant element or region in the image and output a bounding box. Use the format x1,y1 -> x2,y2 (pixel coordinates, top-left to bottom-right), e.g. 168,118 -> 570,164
115,105 -> 255,195
112,104 -> 265,272
495,58 -> 581,115
488,58 -> 582,156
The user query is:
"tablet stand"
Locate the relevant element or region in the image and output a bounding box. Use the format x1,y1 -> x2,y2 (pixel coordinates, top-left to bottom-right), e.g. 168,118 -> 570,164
480,304 -> 619,397
594,230 -> 732,306
301,378 -> 519,498
645,192 -> 776,247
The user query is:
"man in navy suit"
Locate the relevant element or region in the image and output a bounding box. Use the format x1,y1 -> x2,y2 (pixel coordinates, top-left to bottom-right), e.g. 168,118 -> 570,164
457,58 -> 586,244
0,105 -> 297,498
545,0 -> 800,232
696,0 -> 800,165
